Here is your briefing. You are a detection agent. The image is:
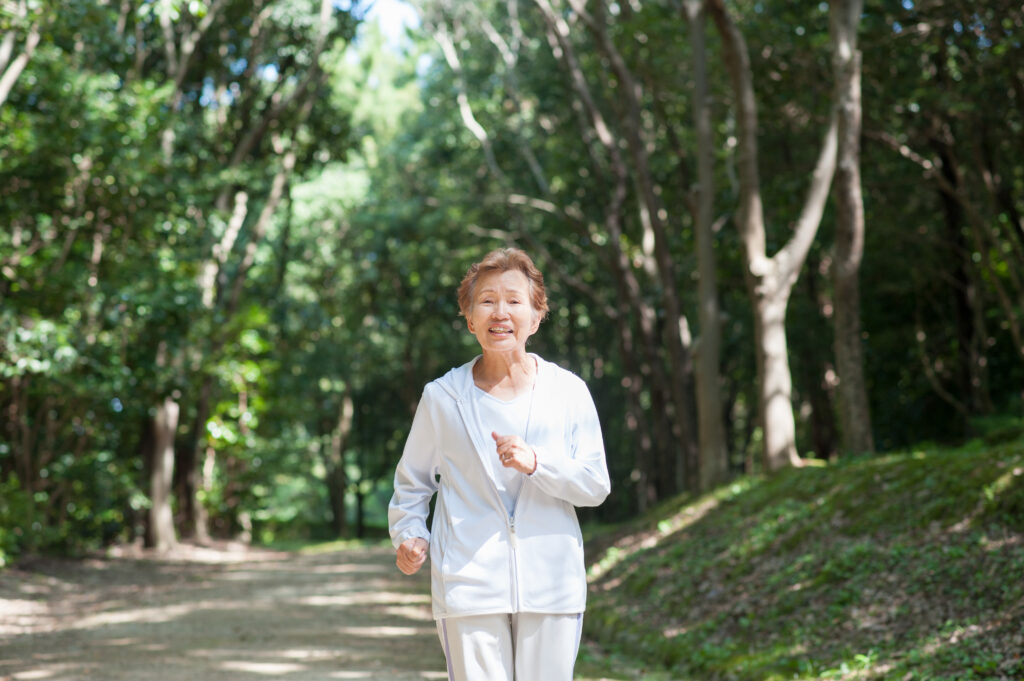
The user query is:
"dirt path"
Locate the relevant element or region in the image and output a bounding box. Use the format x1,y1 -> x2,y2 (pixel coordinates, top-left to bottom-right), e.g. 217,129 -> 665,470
0,542 -> 447,681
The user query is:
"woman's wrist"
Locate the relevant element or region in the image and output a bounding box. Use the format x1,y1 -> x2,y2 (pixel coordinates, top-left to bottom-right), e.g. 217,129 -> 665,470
528,448 -> 538,475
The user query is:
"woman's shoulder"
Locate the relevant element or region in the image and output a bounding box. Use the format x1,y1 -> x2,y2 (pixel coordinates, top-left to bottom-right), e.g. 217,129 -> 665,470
423,357 -> 479,401
535,355 -> 591,393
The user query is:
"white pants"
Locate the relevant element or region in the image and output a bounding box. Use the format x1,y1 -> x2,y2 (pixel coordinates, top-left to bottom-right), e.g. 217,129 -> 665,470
436,612 -> 583,681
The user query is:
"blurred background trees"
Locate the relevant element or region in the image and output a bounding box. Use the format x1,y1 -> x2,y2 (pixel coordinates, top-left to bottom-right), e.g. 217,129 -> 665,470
1,0 -> 1022,562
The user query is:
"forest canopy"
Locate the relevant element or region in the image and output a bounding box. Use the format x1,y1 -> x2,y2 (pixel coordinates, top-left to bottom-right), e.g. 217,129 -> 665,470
1,0 -> 1023,562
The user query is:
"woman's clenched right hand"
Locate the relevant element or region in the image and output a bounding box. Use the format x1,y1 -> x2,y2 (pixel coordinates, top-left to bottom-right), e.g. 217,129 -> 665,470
396,537 -> 429,575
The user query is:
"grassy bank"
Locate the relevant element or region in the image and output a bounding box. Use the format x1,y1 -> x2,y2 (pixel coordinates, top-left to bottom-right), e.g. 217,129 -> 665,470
581,433 -> 1024,681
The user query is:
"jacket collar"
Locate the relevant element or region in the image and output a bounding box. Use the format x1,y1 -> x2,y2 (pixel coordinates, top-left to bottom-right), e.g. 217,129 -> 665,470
436,353 -> 546,402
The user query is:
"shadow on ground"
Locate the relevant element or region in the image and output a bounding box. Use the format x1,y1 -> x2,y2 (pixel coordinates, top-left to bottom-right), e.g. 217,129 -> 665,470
0,544 -> 447,681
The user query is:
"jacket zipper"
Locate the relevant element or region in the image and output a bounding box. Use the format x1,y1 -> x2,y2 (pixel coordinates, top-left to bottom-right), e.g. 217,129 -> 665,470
507,384 -> 533,613
508,514 -> 520,611
446,376 -> 533,614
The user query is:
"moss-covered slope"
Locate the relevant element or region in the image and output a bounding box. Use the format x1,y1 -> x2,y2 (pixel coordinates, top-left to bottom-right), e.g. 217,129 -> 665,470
583,435 -> 1024,681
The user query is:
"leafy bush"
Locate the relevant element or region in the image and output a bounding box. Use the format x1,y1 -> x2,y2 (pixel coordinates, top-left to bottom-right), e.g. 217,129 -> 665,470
0,475 -> 36,567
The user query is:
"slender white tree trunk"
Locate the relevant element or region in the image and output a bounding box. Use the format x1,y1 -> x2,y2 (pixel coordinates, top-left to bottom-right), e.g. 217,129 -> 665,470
756,291 -> 799,467
147,397 -> 179,552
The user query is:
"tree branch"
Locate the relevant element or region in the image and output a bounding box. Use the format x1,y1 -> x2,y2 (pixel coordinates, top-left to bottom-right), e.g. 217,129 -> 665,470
433,21 -> 505,182
776,110 -> 838,282
0,18 -> 41,108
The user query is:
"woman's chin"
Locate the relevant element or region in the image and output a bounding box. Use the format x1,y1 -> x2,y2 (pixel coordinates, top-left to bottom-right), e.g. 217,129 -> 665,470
481,339 -> 524,352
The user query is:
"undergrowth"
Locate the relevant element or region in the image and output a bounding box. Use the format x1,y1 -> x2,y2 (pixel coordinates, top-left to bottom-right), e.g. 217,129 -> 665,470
582,432 -> 1024,681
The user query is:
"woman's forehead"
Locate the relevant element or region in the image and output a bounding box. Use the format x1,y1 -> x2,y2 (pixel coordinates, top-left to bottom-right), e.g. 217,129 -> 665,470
475,269 -> 530,292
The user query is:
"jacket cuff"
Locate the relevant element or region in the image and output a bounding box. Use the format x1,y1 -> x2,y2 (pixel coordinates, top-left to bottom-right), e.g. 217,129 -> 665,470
392,528 -> 430,550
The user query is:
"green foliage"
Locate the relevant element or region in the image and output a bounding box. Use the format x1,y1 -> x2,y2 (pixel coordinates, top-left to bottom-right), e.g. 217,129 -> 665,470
0,448 -> 143,565
584,433 -> 1024,680
0,476 -> 38,567
0,314 -> 79,378
2,0 -> 1024,578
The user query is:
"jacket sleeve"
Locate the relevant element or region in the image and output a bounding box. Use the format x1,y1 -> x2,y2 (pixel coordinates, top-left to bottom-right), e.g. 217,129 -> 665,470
388,386 -> 440,549
529,376 -> 611,507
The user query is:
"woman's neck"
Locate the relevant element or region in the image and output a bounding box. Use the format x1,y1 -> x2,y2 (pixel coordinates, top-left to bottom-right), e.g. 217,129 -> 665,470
473,351 -> 536,397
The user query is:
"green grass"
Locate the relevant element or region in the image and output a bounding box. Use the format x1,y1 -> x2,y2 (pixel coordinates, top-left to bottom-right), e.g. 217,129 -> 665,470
582,431 -> 1024,681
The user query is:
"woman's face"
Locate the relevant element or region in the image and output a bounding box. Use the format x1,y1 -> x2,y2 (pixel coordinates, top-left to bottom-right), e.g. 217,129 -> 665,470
466,269 -> 540,354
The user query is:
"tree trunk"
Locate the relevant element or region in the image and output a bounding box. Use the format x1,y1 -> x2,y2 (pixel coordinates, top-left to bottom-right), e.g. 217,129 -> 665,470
326,391 -> 354,537
933,139 -> 996,419
685,0 -> 729,491
937,147 -> 978,429
831,0 -> 874,455
176,375 -> 212,540
755,291 -> 799,468
355,488 -> 366,539
145,397 -> 179,552
614,316 -> 657,511
8,376 -> 31,491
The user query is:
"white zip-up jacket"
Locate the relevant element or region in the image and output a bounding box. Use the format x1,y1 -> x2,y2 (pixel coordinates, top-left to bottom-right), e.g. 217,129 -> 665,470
388,354 -> 611,619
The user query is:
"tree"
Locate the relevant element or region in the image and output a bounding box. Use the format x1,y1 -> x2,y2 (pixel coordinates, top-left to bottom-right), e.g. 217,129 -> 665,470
707,0 -> 838,471
830,0 -> 874,455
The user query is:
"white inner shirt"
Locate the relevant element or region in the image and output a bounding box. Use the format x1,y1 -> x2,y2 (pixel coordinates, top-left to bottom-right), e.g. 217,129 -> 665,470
473,385 -> 533,515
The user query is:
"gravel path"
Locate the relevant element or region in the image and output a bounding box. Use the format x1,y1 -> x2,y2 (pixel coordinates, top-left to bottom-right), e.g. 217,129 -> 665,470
0,542 -> 446,681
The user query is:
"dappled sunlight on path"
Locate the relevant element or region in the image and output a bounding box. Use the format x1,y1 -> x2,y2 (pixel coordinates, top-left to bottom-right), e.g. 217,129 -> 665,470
0,544 -> 447,681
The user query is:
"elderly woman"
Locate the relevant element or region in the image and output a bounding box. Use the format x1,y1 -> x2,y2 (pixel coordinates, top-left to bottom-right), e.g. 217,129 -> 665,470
388,248 -> 611,681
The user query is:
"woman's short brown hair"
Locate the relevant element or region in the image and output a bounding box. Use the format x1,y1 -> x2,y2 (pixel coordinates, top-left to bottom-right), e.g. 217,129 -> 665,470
457,248 -> 549,320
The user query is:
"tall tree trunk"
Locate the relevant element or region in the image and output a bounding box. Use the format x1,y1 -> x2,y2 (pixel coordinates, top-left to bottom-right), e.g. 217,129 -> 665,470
145,397 -> 179,552
708,0 -> 838,471
177,376 -> 212,541
613,315 -> 657,510
7,376 -> 28,490
754,292 -> 798,468
685,0 -> 729,491
326,391 -> 354,537
355,488 -> 366,539
934,143 -> 992,420
938,147 -> 975,430
831,0 -> 874,455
